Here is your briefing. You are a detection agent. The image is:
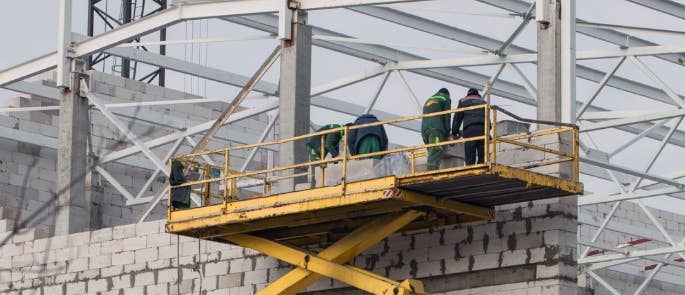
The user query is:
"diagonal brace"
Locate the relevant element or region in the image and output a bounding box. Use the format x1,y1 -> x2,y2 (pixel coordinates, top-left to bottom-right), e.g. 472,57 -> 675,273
225,210 -> 427,295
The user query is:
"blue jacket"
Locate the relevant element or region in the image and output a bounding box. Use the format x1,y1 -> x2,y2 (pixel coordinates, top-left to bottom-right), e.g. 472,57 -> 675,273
347,114 -> 389,155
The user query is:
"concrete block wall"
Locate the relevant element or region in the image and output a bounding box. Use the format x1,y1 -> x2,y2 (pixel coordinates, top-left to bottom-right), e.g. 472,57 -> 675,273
0,195 -> 578,295
0,71 -> 271,234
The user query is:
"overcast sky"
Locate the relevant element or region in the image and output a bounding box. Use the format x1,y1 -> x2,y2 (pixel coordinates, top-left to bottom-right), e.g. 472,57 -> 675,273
2,0 -> 685,213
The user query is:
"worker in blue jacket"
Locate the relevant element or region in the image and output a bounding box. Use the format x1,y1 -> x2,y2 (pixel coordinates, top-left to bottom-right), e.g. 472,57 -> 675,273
452,88 -> 487,165
348,114 -> 388,159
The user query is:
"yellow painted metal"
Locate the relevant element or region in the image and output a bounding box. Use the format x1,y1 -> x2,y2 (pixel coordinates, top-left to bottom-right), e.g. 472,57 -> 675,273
396,190 -> 493,219
168,177 -> 397,231
225,232 -> 428,295
258,210 -> 424,295
491,164 -> 584,194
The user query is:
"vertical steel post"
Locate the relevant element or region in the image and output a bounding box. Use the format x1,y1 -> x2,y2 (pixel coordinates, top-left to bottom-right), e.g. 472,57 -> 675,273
561,0 -> 576,124
57,0 -> 72,88
159,0 -> 167,86
121,0 -> 133,79
278,10 -> 311,193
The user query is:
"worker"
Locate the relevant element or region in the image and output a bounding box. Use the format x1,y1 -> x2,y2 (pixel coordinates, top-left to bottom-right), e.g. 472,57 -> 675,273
348,114 -> 388,159
421,88 -> 452,170
452,88 -> 487,165
169,160 -> 191,209
307,123 -> 345,161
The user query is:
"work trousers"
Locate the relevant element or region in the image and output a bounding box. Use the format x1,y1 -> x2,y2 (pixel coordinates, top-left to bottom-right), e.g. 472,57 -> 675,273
422,129 -> 445,170
464,124 -> 485,165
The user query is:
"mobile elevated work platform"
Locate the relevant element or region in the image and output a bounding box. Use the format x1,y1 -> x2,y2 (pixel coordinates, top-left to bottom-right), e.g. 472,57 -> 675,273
165,105 -> 583,295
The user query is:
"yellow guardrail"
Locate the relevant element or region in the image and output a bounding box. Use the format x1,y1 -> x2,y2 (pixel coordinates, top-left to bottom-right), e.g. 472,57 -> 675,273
168,104 -> 579,212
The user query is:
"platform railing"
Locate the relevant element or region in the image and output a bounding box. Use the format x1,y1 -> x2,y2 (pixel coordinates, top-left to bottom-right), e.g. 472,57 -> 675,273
168,104 -> 579,212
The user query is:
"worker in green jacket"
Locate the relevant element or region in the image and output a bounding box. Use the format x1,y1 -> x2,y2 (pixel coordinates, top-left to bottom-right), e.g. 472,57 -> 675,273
421,88 -> 452,170
307,124 -> 345,162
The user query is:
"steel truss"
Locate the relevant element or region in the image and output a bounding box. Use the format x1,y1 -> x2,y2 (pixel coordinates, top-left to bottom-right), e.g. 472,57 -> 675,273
2,0 -> 685,293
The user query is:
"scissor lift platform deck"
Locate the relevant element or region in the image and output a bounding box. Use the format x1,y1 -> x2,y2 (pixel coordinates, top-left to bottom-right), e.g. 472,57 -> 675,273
166,164 -> 582,244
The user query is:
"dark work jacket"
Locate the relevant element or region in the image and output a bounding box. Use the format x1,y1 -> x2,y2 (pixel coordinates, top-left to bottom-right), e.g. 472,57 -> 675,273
421,92 -> 451,135
307,124 -> 344,157
452,94 -> 486,136
169,160 -> 190,208
348,114 -> 389,155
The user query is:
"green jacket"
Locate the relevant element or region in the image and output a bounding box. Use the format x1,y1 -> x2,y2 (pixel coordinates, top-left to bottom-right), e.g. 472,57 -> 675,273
421,92 -> 452,135
308,124 -> 344,158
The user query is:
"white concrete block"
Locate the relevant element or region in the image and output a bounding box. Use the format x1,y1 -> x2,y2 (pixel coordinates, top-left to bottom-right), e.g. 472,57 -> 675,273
135,248 -> 158,264
123,236 -> 147,251
66,282 -> 86,295
204,261 -> 229,277
113,224 -> 136,240
89,254 -> 112,269
87,278 -> 108,293
157,268 -> 179,284
112,251 -> 134,266
134,271 -> 155,287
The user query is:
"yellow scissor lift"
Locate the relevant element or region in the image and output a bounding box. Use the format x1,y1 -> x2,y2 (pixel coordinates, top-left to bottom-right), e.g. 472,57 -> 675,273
165,105 -> 583,295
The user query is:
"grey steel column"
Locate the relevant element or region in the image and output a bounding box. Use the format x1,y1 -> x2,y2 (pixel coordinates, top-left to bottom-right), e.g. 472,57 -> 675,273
55,60 -> 91,235
278,11 -> 311,193
537,0 -> 562,123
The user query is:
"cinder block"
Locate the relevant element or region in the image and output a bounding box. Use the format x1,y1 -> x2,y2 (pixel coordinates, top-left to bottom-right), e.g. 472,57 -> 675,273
134,271 -> 155,287
1,243 -> 23,257
204,261 -> 229,277
123,236 -> 147,251
101,265 -> 124,277
471,253 -> 500,271
123,286 -> 145,295
147,233 -> 171,248
135,248 -> 158,264
111,274 -> 132,290
158,245 -> 178,260
91,228 -> 113,243
89,254 -> 112,269
113,224 -> 136,240
112,251 -> 134,266
101,240 -> 124,254
229,258 -> 253,273
136,221 -> 161,236
12,254 -> 33,268
148,259 -> 170,270
243,269 -> 268,285
67,257 -> 89,273
156,268 -> 179,284
67,231 -> 91,247
87,278 -> 109,293
66,282 -> 86,295
217,273 -> 242,289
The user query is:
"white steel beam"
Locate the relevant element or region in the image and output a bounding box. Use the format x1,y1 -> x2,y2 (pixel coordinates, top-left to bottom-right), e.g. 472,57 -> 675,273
581,109 -> 685,132
629,55 -> 685,109
626,0 -> 685,20
561,0 -> 576,123
85,89 -> 169,175
98,101 -> 278,165
579,244 -> 685,264
364,71 -> 390,113
579,187 -> 685,206
94,166 -> 136,201
579,157 -> 685,189
0,53 -> 57,87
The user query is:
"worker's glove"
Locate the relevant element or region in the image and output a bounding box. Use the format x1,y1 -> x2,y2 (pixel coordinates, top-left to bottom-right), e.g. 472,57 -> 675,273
453,132 -> 462,139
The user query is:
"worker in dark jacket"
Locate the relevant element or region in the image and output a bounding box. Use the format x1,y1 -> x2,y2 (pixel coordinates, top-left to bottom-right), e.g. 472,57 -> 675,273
421,88 -> 452,170
348,114 -> 388,159
452,88 -> 487,165
169,160 -> 191,209
307,124 -> 345,161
